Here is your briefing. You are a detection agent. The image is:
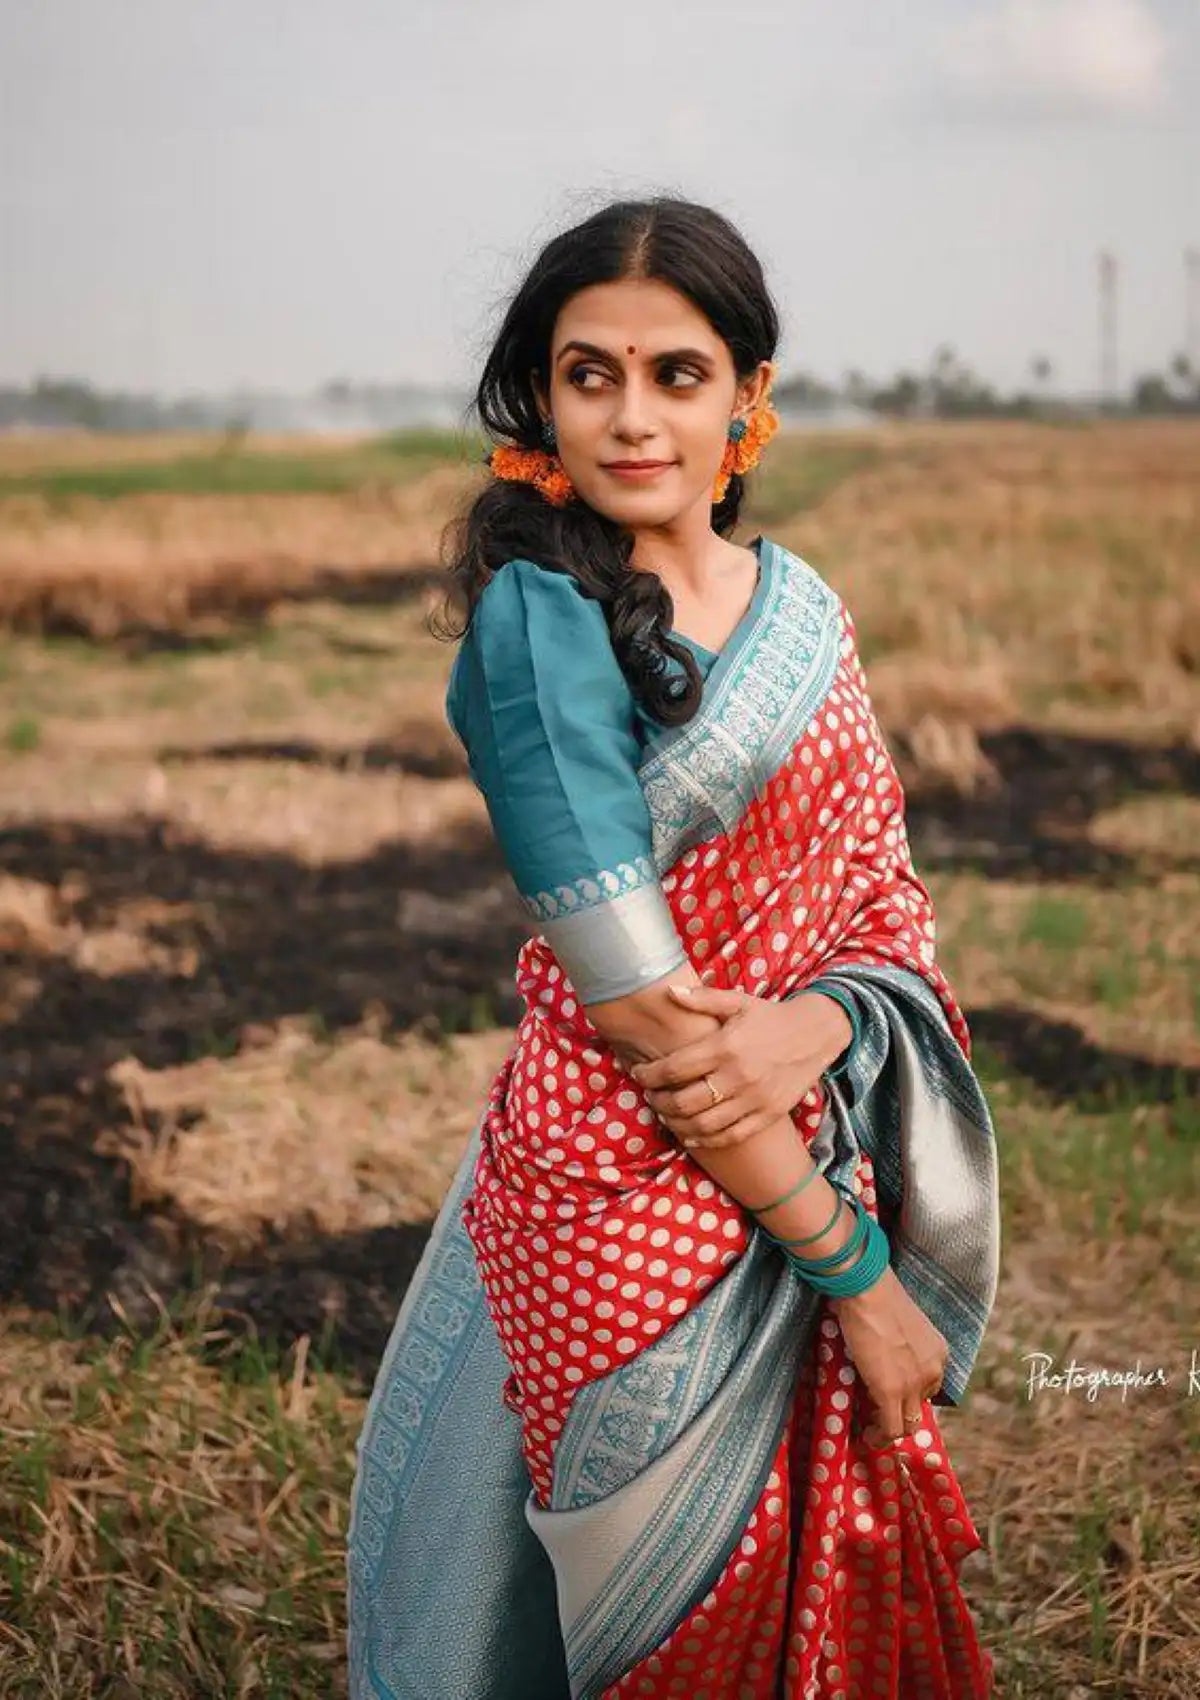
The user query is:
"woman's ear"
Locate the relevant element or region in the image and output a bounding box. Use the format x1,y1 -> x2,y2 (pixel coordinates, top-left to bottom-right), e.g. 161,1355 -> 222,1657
738,359 -> 775,414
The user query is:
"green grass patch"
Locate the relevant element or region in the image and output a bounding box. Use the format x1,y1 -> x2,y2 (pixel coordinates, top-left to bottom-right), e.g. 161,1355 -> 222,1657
1091,944 -> 1141,1011
971,1042 -> 1198,1259
1019,894 -> 1090,952
5,713 -> 41,753
0,427 -> 483,501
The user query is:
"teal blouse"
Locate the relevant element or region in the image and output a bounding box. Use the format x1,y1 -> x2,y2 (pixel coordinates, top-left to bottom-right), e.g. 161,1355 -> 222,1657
444,554 -> 860,1075
445,558 -> 695,1003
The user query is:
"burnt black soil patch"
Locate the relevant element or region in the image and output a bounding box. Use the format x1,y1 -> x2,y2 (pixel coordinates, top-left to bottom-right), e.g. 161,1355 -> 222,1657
1,808 -> 525,1380
901,725 -> 1200,884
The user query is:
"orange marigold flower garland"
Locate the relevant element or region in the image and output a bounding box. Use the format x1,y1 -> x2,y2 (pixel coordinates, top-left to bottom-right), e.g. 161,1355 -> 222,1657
712,391 -> 780,503
486,444 -> 576,508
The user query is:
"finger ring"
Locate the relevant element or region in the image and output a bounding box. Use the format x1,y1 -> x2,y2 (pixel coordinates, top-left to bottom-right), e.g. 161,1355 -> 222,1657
703,1072 -> 723,1107
902,1412 -> 921,1432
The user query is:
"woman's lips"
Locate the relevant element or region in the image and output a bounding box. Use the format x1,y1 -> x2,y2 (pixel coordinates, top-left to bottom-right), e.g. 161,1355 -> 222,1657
603,462 -> 676,481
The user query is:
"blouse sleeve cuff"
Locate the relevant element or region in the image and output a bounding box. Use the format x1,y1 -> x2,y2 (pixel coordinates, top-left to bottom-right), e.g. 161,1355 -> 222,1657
534,882 -> 688,1005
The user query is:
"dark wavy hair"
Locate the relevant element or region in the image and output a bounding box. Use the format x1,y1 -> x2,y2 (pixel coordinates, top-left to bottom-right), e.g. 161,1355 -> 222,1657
431,195 -> 780,728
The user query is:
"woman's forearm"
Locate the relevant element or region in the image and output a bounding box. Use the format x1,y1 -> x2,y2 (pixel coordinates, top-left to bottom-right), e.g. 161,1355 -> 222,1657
672,1111 -> 856,1261
585,974 -> 857,1264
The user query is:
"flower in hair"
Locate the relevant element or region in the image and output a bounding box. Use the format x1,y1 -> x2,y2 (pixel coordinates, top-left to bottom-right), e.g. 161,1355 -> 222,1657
486,444 -> 575,508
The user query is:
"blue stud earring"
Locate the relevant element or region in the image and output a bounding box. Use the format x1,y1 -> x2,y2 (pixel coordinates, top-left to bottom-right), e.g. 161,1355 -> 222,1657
727,417 -> 748,442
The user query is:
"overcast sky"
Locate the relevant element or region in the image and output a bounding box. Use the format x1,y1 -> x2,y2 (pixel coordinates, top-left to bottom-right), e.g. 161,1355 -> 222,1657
3,0 -> 1197,399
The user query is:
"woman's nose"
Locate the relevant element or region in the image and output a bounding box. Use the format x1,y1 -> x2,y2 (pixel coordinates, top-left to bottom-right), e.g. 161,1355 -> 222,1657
611,380 -> 658,439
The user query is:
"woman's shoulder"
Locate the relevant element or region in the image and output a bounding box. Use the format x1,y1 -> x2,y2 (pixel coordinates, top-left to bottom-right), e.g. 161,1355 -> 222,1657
445,557 -> 622,736
475,556 -> 603,622
768,536 -> 839,598
462,556 -> 611,666
768,539 -> 852,637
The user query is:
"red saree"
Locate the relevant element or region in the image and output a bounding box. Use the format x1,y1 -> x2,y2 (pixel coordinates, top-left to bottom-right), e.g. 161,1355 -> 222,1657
460,579 -> 997,1698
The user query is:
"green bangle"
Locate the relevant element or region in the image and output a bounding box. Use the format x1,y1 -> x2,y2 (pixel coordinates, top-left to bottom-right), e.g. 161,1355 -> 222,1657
743,1161 -> 821,1215
791,1197 -> 869,1274
798,1203 -> 863,1271
772,1191 -> 843,1248
787,1208 -> 890,1298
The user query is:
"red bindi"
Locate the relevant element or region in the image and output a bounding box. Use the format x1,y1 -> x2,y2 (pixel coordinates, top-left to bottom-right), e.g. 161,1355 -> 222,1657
627,345 -> 636,354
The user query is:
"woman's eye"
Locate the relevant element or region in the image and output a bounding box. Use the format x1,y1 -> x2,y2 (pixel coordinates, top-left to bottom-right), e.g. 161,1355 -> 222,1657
567,363 -> 703,390
661,365 -> 703,388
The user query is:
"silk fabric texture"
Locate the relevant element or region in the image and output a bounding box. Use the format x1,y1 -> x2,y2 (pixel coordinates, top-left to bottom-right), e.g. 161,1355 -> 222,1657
346,537 -> 1001,1699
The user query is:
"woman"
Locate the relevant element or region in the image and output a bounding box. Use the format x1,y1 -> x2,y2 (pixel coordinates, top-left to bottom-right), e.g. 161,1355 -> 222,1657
346,196 -> 1000,1700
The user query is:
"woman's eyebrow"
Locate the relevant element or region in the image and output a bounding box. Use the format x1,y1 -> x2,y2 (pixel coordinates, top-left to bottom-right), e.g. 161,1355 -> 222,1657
554,340 -> 715,367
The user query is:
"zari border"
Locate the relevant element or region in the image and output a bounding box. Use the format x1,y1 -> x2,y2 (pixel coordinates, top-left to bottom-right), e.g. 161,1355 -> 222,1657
638,543 -> 845,872
533,879 -> 689,1004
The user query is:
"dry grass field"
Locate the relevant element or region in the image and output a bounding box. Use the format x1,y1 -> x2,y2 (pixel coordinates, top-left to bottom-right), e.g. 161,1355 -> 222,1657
1,419 -> 1198,1698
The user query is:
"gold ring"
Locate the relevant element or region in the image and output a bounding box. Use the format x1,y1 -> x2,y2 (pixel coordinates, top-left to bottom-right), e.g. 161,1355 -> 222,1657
703,1073 -> 723,1107
902,1413 -> 921,1432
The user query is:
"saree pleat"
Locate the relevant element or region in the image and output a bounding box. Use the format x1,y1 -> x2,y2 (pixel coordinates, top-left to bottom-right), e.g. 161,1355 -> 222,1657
346,542 -> 1000,1699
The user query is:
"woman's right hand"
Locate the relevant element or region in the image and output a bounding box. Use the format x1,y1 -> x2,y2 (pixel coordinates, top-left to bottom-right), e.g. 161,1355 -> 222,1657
827,1267 -> 948,1446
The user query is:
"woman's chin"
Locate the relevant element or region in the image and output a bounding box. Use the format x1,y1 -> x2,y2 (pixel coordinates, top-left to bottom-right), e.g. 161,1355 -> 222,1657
582,476 -> 708,525
585,491 -> 678,526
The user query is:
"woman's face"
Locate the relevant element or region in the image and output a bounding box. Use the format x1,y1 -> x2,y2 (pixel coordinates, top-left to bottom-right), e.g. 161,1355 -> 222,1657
533,277 -> 772,526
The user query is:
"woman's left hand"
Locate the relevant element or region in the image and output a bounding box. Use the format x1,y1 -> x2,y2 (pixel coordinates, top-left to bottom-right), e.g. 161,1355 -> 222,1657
626,984 -> 853,1151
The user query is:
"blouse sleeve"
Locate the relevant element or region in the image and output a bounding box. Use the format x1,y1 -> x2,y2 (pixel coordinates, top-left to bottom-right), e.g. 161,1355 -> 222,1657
445,557 -> 689,1004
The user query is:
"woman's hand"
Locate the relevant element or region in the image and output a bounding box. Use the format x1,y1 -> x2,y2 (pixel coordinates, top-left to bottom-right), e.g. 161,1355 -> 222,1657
626,983 -> 853,1151
830,1267 -> 949,1446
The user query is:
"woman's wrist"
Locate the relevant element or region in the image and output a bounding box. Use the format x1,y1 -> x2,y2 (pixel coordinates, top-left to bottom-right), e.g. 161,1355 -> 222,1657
790,987 -> 855,1075
770,1189 -> 862,1266
743,1160 -> 858,1263
759,1183 -> 884,1295
827,1259 -> 895,1310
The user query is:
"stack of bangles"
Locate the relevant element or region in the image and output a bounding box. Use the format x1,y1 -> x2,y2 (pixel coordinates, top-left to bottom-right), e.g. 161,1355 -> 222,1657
743,1161 -> 890,1298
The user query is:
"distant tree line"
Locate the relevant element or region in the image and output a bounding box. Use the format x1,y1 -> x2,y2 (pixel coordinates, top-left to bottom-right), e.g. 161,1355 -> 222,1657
0,377 -> 222,433
2,350 -> 1198,434
773,344 -> 1200,419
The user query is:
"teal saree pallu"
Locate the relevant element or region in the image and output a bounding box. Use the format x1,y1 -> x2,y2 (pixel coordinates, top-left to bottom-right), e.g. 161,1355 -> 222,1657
345,1108 -> 570,1700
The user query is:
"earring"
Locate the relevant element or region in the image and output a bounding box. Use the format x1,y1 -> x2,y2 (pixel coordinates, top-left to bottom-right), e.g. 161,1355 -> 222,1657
712,390 -> 780,503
